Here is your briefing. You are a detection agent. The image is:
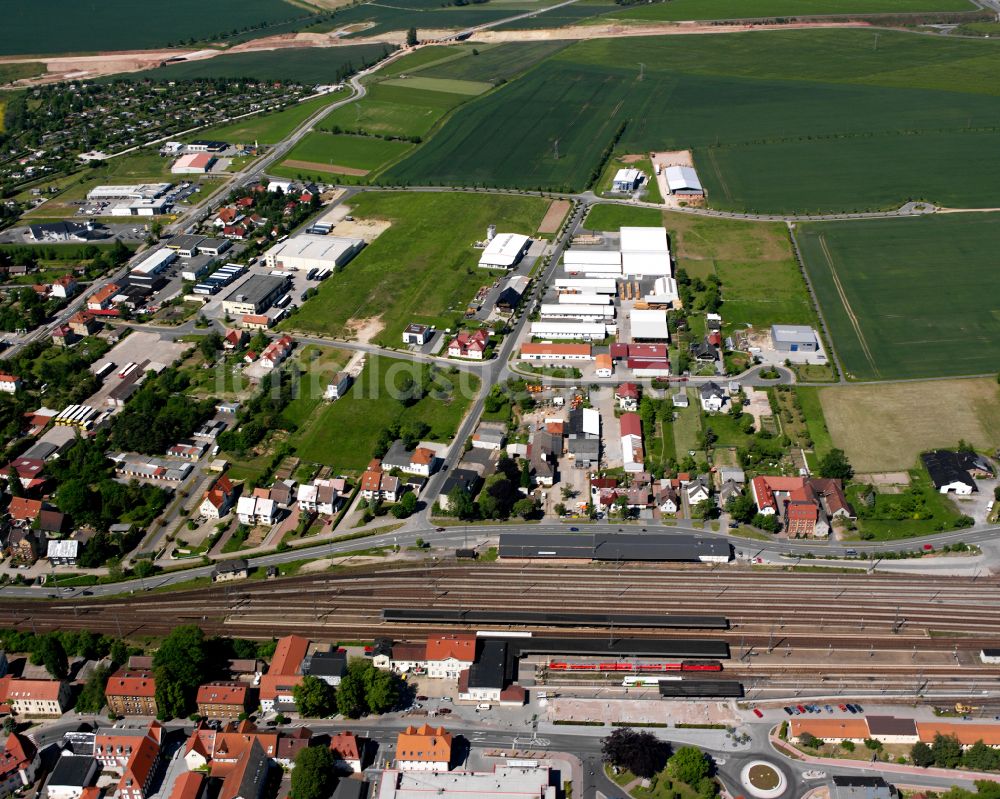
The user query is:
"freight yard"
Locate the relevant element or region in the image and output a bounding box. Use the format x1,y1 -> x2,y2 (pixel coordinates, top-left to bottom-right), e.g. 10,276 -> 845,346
9,563 -> 1000,707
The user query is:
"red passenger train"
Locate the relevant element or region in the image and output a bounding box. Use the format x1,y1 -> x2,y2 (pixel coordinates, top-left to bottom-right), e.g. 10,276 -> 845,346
547,659 -> 722,673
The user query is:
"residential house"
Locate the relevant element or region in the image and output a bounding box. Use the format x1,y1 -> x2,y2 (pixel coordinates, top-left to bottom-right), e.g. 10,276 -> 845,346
529,430 -> 560,487
5,457 -> 45,491
106,671 -> 158,717
223,330 -> 248,351
0,677 -> 70,716
437,469 -> 480,512
114,728 -> 162,799
301,650 -> 347,686
46,539 -> 78,567
259,336 -> 294,370
329,731 -> 364,773
718,466 -> 746,485
672,391 -> 689,408
751,475 -> 854,537
183,720 -> 278,772
167,772 -> 204,799
565,407 -> 600,469
45,753 -> 97,799
620,413 -> 644,473
212,559 -> 249,583
471,423 -> 506,452
685,476 -> 712,506
51,276 -> 79,299
699,382 -> 727,413
69,311 -> 102,337
218,739 -> 269,799
615,383 -> 639,412
595,353 -> 613,377
0,733 -> 39,799
324,372 -> 353,401
297,478 -> 345,516
8,497 -> 42,528
269,480 -> 296,507
921,450 -> 990,495
259,635 -> 309,713
718,479 -> 743,508
197,684 -> 252,719
235,496 -> 276,526
6,530 -> 37,567
275,727 -> 312,767
87,283 -> 120,312
402,324 -> 432,346
656,482 -> 680,514
200,475 -> 237,519
425,635 -> 476,680
241,315 -> 271,331
0,375 -> 21,396
394,725 -> 453,772
94,721 -> 163,769
447,329 -> 488,360
359,462 -> 400,503
690,339 -> 718,363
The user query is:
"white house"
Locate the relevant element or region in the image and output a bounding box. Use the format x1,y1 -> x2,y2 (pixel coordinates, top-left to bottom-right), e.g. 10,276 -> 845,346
235,496 -> 276,526
612,168 -> 642,193
324,371 -> 353,401
0,374 -> 22,395
699,382 -> 727,413
686,476 -> 712,505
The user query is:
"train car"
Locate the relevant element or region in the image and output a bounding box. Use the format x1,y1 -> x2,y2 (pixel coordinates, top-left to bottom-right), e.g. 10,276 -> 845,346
623,676 -> 682,687
681,660 -> 723,672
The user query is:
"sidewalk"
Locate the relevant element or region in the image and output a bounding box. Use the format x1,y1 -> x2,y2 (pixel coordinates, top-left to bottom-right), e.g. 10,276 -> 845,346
769,735 -> 1000,783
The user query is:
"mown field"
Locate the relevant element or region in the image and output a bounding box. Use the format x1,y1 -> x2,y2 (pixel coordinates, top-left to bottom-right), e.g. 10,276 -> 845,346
290,355 -> 480,469
608,0 -> 974,21
418,42 -> 569,84
818,379 -> 1000,473
321,83 -> 468,139
387,29 -> 1000,211
126,44 -> 393,84
796,213 -> 1000,381
1,0 -> 310,55
0,63 -> 45,86
191,94 -> 345,146
282,191 -> 548,346
280,131 -> 413,172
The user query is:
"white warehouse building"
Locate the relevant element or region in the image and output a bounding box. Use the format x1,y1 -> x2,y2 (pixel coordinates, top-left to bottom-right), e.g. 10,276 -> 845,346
530,321 -> 610,341
620,226 -> 671,278
563,249 -> 621,276
479,233 -> 531,269
554,278 -> 618,294
557,292 -> 611,305
264,234 -> 364,272
131,248 -> 176,276
540,303 -> 615,319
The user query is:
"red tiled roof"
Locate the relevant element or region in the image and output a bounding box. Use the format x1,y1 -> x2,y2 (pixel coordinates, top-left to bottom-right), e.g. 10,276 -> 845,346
168,771 -> 203,799
615,382 -> 639,398
619,413 -> 642,438
425,634 -> 476,663
197,683 -> 248,706
107,671 -> 157,698
329,731 -> 361,762
8,497 -> 41,521
268,636 -> 309,676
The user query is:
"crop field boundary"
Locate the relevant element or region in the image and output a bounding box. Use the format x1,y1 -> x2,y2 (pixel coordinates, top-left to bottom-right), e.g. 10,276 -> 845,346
816,233 -> 879,378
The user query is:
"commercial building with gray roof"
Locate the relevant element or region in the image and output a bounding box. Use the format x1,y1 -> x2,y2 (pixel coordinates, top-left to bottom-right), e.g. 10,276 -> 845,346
222,274 -> 289,316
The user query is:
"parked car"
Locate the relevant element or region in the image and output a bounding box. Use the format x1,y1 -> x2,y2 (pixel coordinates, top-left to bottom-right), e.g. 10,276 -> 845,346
753,708 -> 764,718
796,705 -> 807,714
846,704 -> 858,714
783,707 -> 794,715
853,703 -> 865,712
825,705 -> 835,713
838,704 -> 848,712
416,695 -> 428,701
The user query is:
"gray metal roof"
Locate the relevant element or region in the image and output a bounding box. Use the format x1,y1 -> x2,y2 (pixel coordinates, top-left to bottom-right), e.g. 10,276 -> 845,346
498,533 -> 730,563
224,274 -> 288,306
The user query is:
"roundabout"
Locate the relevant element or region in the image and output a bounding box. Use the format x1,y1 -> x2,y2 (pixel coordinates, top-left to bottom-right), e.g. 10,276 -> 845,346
740,760 -> 787,799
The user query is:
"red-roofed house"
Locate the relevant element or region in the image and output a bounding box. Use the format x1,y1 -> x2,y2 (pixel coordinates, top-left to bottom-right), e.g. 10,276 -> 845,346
106,671 -> 158,717
197,683 -> 251,719
240,315 -> 271,331
223,330 -> 248,351
0,677 -> 70,716
217,739 -> 268,799
259,635 -> 309,713
395,724 -> 453,771
200,475 -> 237,519
95,721 -> 162,769
259,336 -> 293,370
0,375 -> 22,395
69,311 -> 102,337
0,732 -> 39,799
750,475 -> 853,537
7,497 -> 42,527
424,634 -> 476,680
4,457 -> 45,491
51,275 -> 79,299
167,771 -> 204,799
620,413 -> 644,473
87,283 -> 120,312
329,731 -> 364,772
447,329 -> 489,360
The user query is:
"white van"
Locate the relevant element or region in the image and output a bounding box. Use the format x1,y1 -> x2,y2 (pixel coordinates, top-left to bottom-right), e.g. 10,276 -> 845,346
477,703 -> 492,710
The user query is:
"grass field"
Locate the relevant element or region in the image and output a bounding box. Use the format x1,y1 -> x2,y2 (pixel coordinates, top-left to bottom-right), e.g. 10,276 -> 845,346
419,42 -> 569,84
126,44 -> 393,84
388,29 -> 1000,209
818,379 -> 1000,473
672,389 -> 702,459
321,83 -> 468,139
279,131 -> 413,174
0,63 -> 45,85
282,191 -> 548,346
584,205 -> 663,230
608,0 -> 974,22
797,213 -> 1000,380
1,0 -> 310,55
289,355 -> 480,470
848,470 -> 965,540
192,94 -> 344,146
380,76 -> 492,95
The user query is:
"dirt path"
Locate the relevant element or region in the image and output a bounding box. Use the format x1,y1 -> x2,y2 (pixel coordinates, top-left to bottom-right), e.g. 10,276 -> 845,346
0,20 -> 872,86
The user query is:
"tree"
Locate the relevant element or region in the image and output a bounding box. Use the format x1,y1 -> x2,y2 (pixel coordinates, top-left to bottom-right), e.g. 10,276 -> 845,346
75,666 -> 109,714
692,499 -> 719,520
553,503 -> 567,516
520,460 -> 531,490
406,27 -> 418,46
601,727 -> 670,779
910,741 -> 934,768
336,665 -> 367,718
668,746 -> 712,785
513,498 -> 537,519
198,332 -> 223,361
292,676 -> 335,718
752,513 -> 782,533
37,635 -> 69,680
863,738 -> 882,751
109,639 -> 129,667
799,733 -> 821,749
818,448 -> 853,481
725,493 -> 756,524
153,625 -> 208,719
391,491 -> 418,519
290,745 -> 335,799
931,733 -> 963,769
447,485 -> 476,520
363,664 -> 399,713
963,741 -> 999,772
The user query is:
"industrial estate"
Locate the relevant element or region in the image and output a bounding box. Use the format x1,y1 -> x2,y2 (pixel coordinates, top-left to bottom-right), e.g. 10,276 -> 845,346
0,3 -> 999,799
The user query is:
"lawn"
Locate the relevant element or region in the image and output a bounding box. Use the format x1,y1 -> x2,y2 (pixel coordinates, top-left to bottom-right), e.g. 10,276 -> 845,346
584,204 -> 663,231
277,131 -> 414,177
281,191 -> 548,346
796,213 -> 1000,380
847,469 -> 966,540
126,44 -> 394,84
818,379 -> 1000,473
289,355 -> 480,469
321,82 -> 469,139
795,387 -> 833,457
192,94 -> 346,146
0,63 -> 45,85
609,0 -> 974,22
280,345 -> 354,430
387,29 -> 1000,209
1,0 -> 312,55
672,390 -> 702,459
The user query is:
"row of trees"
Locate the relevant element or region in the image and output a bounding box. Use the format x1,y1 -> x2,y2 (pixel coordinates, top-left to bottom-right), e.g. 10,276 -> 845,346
445,455 -> 538,521
291,660 -> 401,719
601,727 -> 717,797
912,734 -> 1000,772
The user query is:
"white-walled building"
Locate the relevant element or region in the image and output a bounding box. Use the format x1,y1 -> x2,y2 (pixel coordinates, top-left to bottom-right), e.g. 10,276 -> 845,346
263,234 -> 364,271
620,226 -> 671,277
530,321 -> 610,341
479,233 -> 531,269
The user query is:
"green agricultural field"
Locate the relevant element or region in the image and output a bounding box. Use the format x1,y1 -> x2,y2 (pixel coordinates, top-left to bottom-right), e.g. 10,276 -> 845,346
583,204 -> 663,230
315,0 -> 512,37
193,94 -> 344,146
380,76 -> 492,95
282,191 -> 548,346
126,44 -> 394,84
388,29 -> 1000,210
609,0 -> 974,22
321,83 -> 468,139
1,0 -> 311,55
381,46 -> 467,76
419,42 -> 570,84
493,2 -> 619,27
796,213 -> 1000,381
279,131 -> 413,174
290,355 -> 480,470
